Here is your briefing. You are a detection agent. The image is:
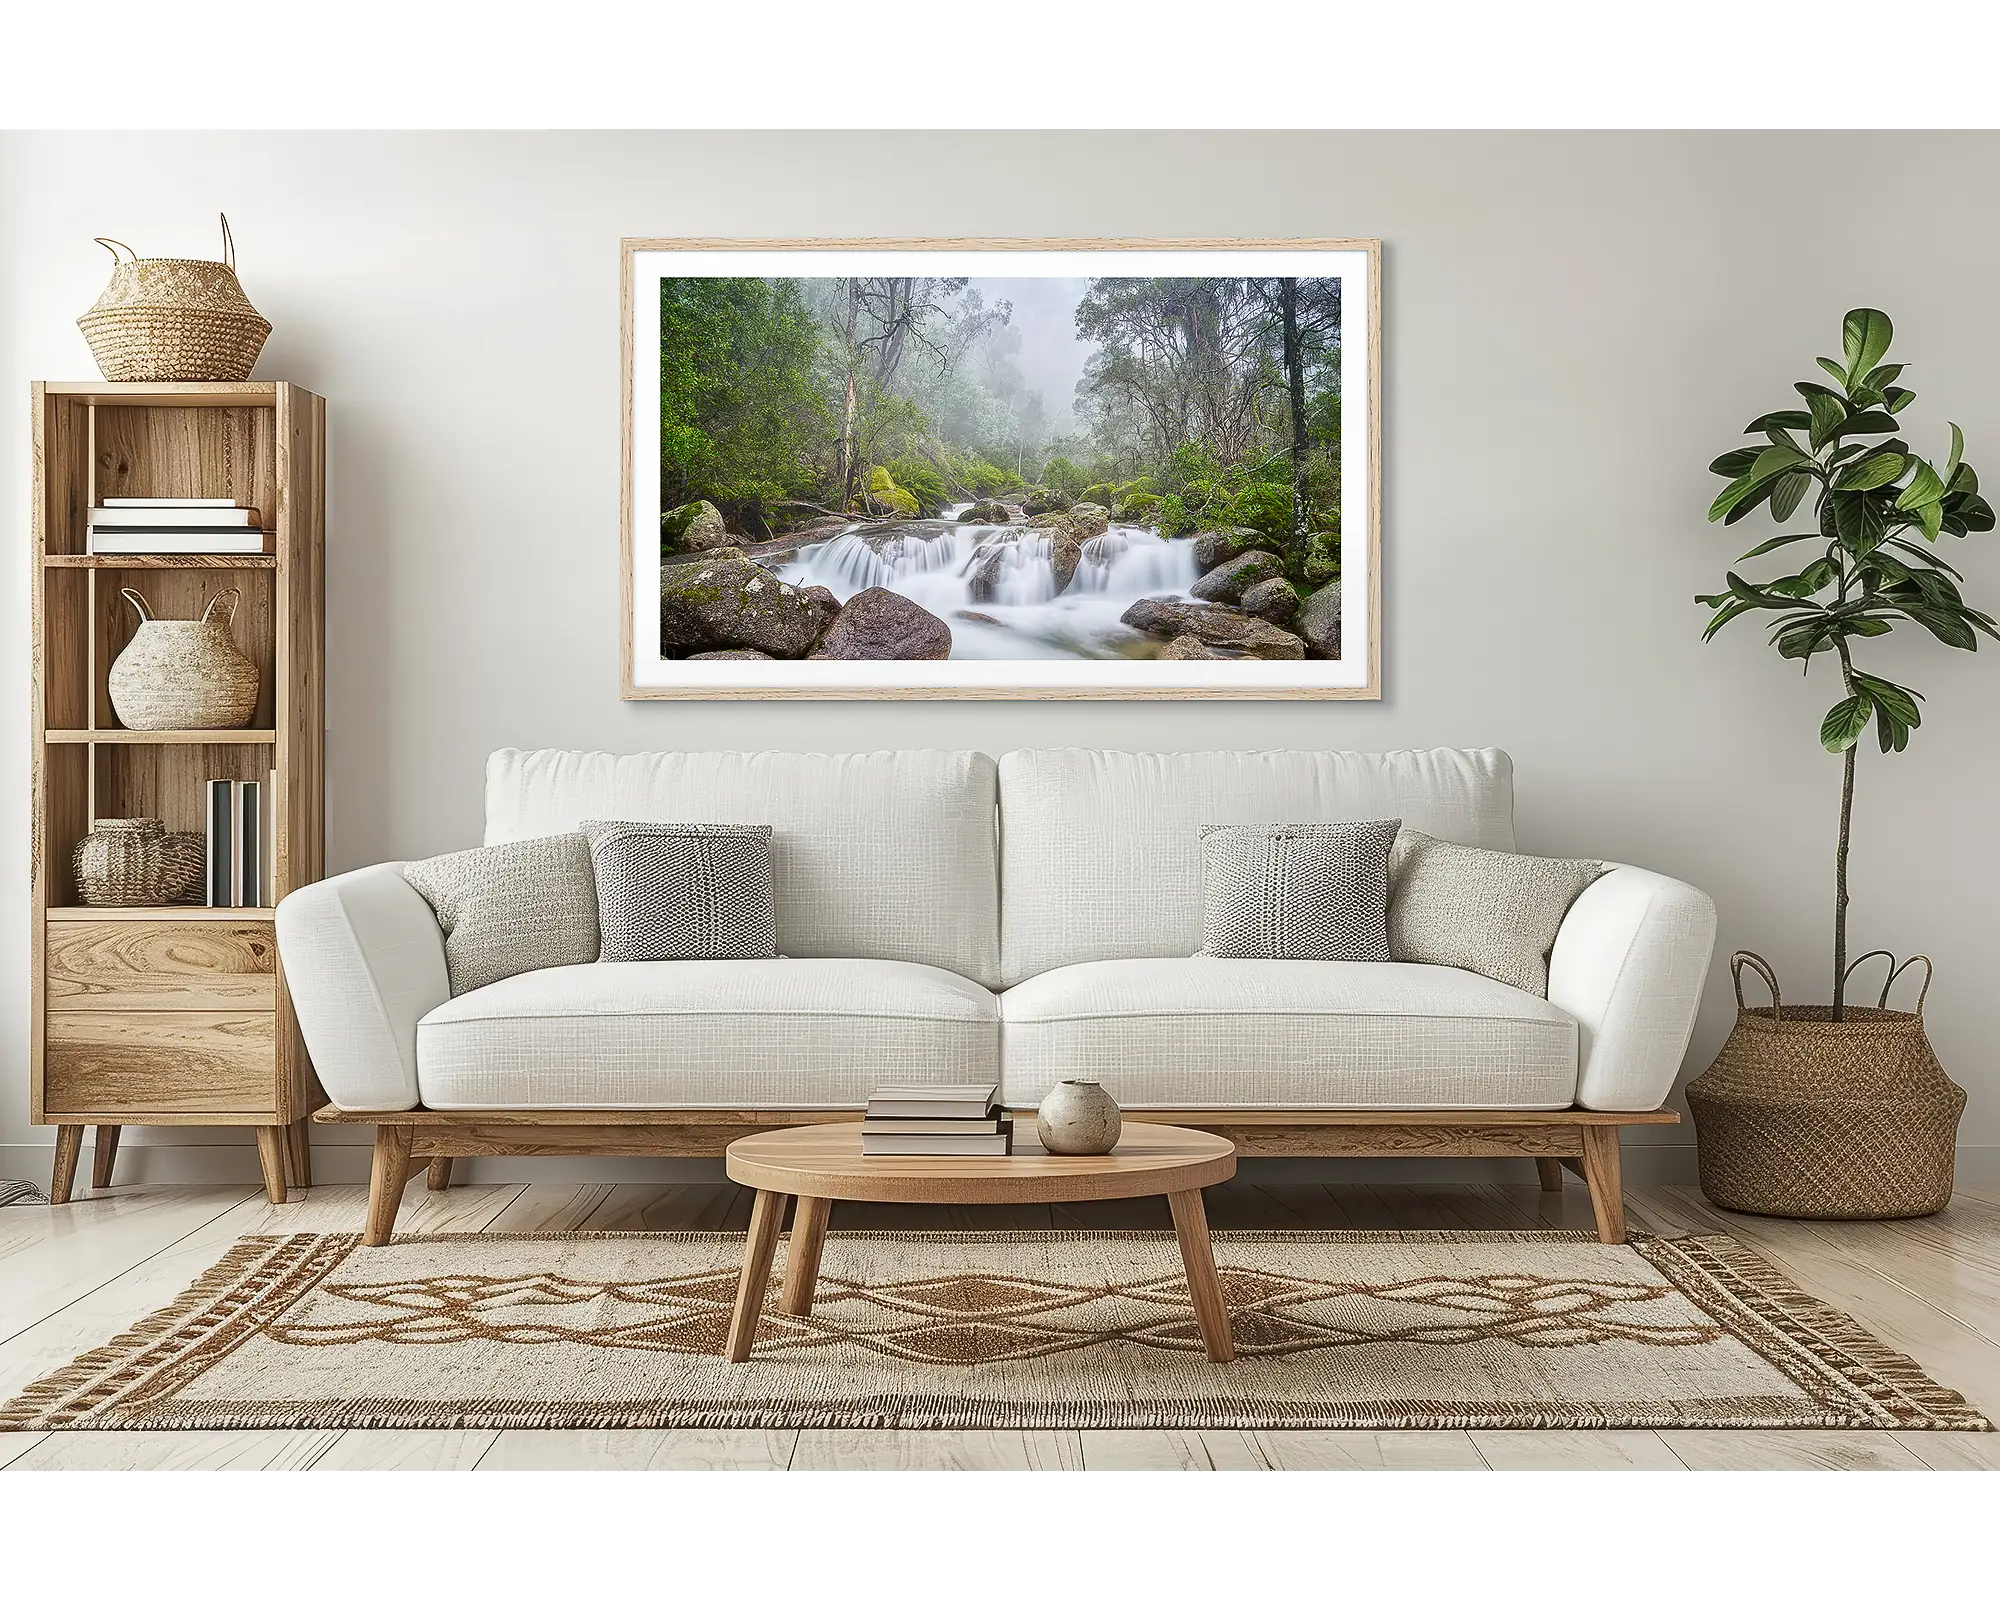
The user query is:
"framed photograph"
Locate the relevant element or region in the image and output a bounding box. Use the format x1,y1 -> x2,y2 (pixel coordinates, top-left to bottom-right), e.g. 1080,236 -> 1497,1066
621,238 -> 1379,699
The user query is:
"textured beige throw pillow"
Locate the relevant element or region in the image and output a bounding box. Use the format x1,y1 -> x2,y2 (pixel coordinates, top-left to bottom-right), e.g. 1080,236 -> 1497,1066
1387,830 -> 1603,996
402,833 -> 600,995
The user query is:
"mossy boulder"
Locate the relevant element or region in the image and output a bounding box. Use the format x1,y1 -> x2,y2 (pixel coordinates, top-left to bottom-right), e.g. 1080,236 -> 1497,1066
1299,581 -> 1342,660
1044,522 -> 1083,595
659,557 -> 829,659
1190,549 -> 1286,605
1303,529 -> 1340,586
1119,598 -> 1305,660
866,465 -> 920,518
1067,502 -> 1110,540
1240,575 -> 1301,626
1023,484 -> 1073,517
661,499 -> 729,553
957,499 -> 1011,524
1192,525 -> 1280,573
810,587 -> 952,660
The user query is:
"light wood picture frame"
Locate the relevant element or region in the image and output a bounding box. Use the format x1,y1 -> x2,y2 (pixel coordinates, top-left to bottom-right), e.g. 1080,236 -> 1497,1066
621,238 -> 1381,700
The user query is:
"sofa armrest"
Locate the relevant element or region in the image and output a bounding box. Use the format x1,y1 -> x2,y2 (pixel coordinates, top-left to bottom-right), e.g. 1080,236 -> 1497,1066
1547,865 -> 1717,1112
276,864 -> 449,1112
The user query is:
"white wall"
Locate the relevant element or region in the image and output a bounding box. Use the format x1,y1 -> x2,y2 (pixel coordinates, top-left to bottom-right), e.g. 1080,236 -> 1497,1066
4,131 -> 1997,1188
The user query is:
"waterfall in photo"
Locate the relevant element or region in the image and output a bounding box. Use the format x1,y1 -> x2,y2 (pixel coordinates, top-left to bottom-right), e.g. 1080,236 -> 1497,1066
771,505 -> 1202,660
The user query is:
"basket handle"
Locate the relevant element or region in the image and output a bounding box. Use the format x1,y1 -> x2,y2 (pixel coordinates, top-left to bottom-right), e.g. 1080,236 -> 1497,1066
1730,950 -> 1783,1019
94,238 -> 138,265
1879,954 -> 1934,1017
1842,949 -> 1897,1005
200,588 -> 241,629
117,587 -> 154,625
219,213 -> 236,271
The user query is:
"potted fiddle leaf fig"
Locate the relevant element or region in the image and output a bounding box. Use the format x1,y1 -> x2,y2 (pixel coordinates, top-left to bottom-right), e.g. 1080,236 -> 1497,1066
1686,308 -> 1994,1219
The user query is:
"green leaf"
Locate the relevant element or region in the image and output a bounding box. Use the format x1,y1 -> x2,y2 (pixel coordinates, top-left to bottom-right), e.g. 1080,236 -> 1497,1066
1832,492 -> 1888,552
1886,386 -> 1916,413
1945,422 -> 1964,486
1821,694 -> 1872,752
1905,604 -> 1975,647
1947,462 -> 1978,498
1806,392 -> 1846,448
1830,411 -> 1900,441
1855,673 -> 1923,729
1746,410 -> 1813,434
1843,308 -> 1894,377
1770,471 -> 1811,522
1817,356 -> 1852,386
1860,363 -> 1905,390
1722,476 -> 1783,525
1709,447 -> 1762,478
1776,623 -> 1831,659
1835,453 -> 1908,492
1897,460 -> 1948,511
1848,386 -> 1887,411
1737,532 -> 1818,561
1919,499 -> 1945,540
1700,599 -> 1756,640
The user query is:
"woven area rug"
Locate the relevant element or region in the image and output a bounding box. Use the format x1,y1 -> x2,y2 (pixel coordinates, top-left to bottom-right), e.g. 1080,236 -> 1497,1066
3,1229 -> 1987,1431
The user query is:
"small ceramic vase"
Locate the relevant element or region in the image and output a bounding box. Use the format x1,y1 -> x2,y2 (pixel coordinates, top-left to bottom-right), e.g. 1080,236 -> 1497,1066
1037,1079 -> 1121,1156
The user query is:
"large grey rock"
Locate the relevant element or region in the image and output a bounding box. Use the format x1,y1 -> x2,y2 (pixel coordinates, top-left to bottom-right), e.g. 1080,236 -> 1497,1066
1044,522 -> 1082,595
1299,581 -> 1342,660
662,499 -> 730,553
1067,502 -> 1110,540
965,544 -> 1007,605
1239,575 -> 1300,626
1192,525 -> 1278,573
688,648 -> 774,660
1157,634 -> 1219,660
801,584 -> 841,638
957,499 -> 1011,524
810,587 -> 953,660
1190,548 -> 1286,604
1120,597 -> 1305,660
1023,484 -> 1073,516
659,557 -> 828,659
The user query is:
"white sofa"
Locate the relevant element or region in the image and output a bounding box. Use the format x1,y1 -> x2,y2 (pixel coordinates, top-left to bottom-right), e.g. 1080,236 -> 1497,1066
278,747 -> 1716,1242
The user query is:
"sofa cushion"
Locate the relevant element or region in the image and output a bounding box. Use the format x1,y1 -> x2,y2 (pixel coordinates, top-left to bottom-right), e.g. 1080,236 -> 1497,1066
1389,829 -> 1604,997
998,748 -> 1516,985
1200,820 -> 1400,962
415,958 -> 998,1110
485,749 -> 1000,987
401,833 -> 599,996
582,821 -> 777,962
998,958 -> 1576,1110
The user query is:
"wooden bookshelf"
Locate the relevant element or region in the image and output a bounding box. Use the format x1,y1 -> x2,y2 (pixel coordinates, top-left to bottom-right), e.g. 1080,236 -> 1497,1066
29,381 -> 326,1204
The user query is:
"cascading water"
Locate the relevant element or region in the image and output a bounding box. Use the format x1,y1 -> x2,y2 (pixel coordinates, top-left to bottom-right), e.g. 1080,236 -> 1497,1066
770,503 -> 1202,660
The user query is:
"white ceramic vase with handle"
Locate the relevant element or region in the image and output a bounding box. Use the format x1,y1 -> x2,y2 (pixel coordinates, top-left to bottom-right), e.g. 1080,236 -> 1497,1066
1037,1080 -> 1121,1156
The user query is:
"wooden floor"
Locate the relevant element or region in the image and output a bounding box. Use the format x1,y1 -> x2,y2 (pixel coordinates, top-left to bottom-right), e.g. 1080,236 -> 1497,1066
3,1173 -> 1999,1470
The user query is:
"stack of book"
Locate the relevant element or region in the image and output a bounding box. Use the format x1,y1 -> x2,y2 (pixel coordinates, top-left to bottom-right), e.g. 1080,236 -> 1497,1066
861,1084 -> 1013,1155
205,776 -> 274,907
87,498 -> 273,556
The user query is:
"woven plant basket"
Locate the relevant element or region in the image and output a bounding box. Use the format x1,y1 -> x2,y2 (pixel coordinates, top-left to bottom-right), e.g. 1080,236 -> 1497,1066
73,819 -> 205,907
76,215 -> 271,382
106,586 -> 260,731
1686,951 -> 1965,1220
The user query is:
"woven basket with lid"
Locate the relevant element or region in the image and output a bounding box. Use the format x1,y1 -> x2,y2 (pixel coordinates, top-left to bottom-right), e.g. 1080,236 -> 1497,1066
76,214 -> 271,382
1686,951 -> 1965,1220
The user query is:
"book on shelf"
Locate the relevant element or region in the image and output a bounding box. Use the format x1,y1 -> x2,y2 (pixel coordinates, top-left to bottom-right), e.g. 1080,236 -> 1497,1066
86,530 -> 274,555
861,1118 -> 1014,1156
204,774 -> 275,908
89,505 -> 261,528
102,497 -> 241,508
864,1083 -> 1000,1120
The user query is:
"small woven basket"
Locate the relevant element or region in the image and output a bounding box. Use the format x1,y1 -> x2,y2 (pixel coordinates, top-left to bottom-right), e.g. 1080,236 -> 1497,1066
106,587 -> 260,730
73,819 -> 205,907
76,215 -> 271,382
1686,951 -> 1965,1220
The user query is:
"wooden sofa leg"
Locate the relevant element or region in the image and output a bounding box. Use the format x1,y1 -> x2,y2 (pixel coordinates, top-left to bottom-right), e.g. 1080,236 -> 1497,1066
1535,1157 -> 1564,1192
426,1157 -> 454,1191
1579,1126 -> 1627,1245
365,1126 -> 414,1245
255,1126 -> 289,1205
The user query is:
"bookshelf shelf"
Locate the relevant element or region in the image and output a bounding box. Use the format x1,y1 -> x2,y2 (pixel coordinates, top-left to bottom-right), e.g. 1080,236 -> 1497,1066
44,555 -> 277,570
45,729 -> 279,745
30,380 -> 325,1206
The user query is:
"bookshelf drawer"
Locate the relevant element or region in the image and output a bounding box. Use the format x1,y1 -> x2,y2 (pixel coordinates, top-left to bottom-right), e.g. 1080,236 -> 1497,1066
47,921 -> 276,1011
45,1011 -> 276,1116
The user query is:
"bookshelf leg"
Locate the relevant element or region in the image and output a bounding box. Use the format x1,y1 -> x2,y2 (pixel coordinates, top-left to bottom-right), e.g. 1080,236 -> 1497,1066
285,1120 -> 313,1190
93,1126 -> 122,1190
254,1126 -> 289,1206
51,1127 -> 83,1205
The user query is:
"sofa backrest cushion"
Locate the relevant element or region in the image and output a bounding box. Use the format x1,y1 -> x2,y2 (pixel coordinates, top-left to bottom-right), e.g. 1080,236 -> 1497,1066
998,748 -> 1516,985
486,749 -> 1000,986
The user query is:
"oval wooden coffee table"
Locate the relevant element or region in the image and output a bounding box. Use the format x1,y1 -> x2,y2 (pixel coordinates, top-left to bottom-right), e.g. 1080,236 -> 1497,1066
722,1122 -> 1239,1364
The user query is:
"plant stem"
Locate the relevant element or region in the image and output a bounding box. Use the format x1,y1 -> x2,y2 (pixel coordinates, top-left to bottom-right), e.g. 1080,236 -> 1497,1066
1833,637 -> 1857,1021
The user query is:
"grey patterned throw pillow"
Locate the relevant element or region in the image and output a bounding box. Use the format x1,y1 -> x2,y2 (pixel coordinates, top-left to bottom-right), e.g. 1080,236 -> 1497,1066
1387,830 -> 1604,996
402,833 -> 601,995
582,821 -> 778,962
1199,820 -> 1401,961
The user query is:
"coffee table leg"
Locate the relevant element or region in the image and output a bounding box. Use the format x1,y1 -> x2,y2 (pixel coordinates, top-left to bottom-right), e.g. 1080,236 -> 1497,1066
1167,1187 -> 1235,1363
781,1194 -> 833,1316
726,1189 -> 790,1362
